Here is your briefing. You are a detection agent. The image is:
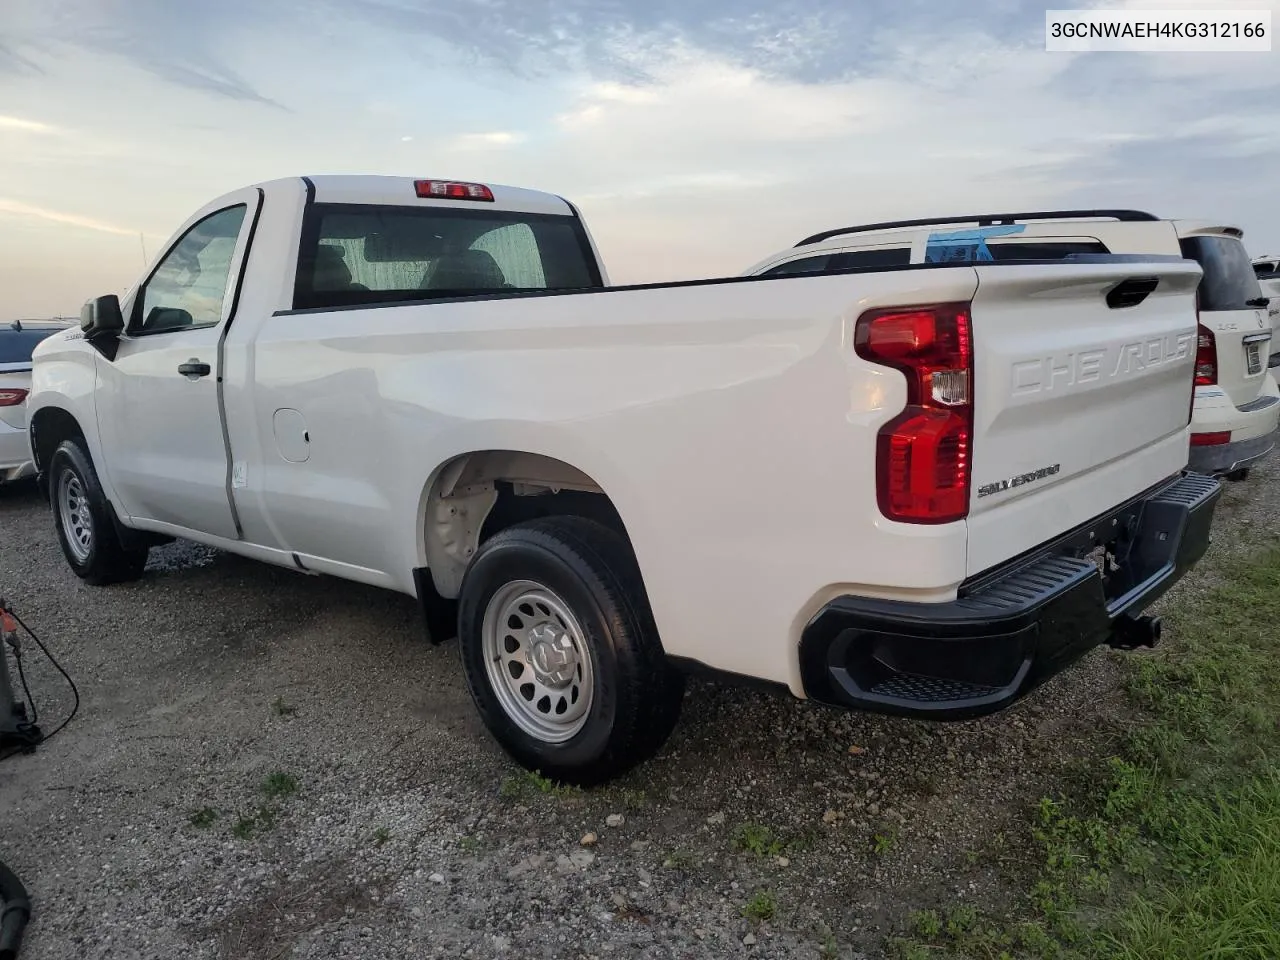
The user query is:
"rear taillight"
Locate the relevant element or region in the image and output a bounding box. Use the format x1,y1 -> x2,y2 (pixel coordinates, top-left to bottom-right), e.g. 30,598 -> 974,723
1194,323 -> 1217,386
1190,431 -> 1230,446
0,388 -> 27,407
855,302 -> 973,524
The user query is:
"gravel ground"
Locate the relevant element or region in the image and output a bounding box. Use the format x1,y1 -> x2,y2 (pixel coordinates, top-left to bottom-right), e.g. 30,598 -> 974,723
2,458 -> 1278,960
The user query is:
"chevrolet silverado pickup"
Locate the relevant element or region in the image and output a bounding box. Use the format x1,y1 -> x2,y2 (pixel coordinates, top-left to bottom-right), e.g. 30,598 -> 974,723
27,176 -> 1221,784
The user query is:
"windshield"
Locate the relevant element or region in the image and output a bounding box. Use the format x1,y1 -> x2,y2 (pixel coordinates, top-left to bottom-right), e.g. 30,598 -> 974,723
294,204 -> 602,310
1179,236 -> 1265,311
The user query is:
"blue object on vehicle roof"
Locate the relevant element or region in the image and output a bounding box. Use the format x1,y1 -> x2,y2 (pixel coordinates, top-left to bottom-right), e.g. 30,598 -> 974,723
925,224 -> 1027,263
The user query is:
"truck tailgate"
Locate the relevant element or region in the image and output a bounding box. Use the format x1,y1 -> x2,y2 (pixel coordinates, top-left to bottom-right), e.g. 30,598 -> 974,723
965,259 -> 1204,576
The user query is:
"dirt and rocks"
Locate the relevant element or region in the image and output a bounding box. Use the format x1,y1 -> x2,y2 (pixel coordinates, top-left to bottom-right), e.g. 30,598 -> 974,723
1,456 -> 1277,959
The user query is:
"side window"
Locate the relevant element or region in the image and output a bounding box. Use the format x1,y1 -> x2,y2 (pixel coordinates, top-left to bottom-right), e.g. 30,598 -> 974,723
985,241 -> 1109,261
134,205 -> 248,335
828,248 -> 911,270
761,255 -> 832,276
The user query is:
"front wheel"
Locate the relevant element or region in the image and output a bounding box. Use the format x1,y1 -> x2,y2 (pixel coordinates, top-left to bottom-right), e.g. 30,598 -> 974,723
457,516 -> 684,786
48,439 -> 148,585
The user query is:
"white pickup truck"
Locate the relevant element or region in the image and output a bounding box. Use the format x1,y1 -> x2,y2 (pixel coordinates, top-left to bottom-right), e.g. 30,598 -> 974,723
28,176 -> 1221,784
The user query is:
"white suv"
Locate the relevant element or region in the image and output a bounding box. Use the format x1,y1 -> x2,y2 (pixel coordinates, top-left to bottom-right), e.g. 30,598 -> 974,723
1253,255 -> 1280,365
745,211 -> 1279,480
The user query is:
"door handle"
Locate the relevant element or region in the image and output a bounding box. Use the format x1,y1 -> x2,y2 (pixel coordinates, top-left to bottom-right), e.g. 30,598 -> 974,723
178,359 -> 211,379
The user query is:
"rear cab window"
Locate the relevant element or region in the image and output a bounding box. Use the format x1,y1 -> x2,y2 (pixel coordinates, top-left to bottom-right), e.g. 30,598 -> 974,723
1179,235 -> 1265,311
294,205 -> 603,310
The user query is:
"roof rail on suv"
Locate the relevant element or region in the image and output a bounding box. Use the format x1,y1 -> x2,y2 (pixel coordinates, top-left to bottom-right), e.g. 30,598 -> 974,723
794,209 -> 1161,248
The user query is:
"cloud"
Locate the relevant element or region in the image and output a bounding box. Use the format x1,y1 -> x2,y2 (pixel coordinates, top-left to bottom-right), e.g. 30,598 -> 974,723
448,131 -> 526,149
0,198 -> 136,236
0,40 -> 44,76
4,0 -> 1280,313
463,11 -> 1280,281
1,0 -> 284,106
329,0 -> 1053,84
0,116 -> 55,133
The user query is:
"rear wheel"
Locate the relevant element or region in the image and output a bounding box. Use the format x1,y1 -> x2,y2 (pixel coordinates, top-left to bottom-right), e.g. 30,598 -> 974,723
48,439 -> 148,585
457,516 -> 684,786
1226,468 -> 1251,482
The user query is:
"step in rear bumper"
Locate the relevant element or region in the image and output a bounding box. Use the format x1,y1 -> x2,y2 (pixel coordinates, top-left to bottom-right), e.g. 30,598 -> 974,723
798,472 -> 1221,720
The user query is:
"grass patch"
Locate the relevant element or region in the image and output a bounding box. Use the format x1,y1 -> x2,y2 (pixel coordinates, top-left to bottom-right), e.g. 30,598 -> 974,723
910,909 -> 942,938
372,827 -> 391,846
229,772 -> 302,840
261,772 -> 299,799
872,826 -> 899,856
662,848 -> 696,870
733,822 -> 786,858
231,803 -> 281,840
617,787 -> 648,810
271,697 -> 297,717
731,821 -> 815,859
893,543 -> 1280,958
498,769 -> 581,801
817,925 -> 839,959
188,807 -> 218,829
742,890 -> 778,924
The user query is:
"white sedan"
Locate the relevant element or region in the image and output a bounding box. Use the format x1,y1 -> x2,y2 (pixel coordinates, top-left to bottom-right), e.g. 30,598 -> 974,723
1,319 -> 74,483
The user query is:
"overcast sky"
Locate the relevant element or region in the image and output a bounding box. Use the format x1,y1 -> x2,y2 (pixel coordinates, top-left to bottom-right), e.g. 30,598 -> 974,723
2,0 -> 1278,319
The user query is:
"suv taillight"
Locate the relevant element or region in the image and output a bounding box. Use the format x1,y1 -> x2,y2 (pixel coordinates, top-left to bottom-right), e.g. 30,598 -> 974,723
1194,323 -> 1217,386
854,302 -> 973,524
0,388 -> 28,407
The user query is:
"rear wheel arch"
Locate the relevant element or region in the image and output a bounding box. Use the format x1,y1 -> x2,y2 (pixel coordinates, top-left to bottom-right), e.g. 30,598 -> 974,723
418,449 -> 635,601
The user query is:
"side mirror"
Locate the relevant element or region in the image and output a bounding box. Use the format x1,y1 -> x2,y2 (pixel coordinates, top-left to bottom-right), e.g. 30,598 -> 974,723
79,295 -> 124,360
80,295 -> 124,338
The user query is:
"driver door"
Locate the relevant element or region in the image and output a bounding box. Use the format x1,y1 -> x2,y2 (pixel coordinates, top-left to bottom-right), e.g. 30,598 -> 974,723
97,194 -> 259,539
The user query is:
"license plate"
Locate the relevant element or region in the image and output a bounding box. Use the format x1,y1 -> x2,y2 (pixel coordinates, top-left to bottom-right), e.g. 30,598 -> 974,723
1247,342 -> 1263,376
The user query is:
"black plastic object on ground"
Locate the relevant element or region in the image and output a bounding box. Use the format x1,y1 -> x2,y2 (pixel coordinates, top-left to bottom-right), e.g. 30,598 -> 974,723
0,858 -> 30,960
0,618 -> 41,753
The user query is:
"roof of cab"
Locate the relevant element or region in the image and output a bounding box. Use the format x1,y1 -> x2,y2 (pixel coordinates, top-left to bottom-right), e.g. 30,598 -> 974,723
258,175 -> 576,218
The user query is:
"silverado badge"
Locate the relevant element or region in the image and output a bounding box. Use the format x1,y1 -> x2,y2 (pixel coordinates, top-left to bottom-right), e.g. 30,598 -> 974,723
977,463 -> 1062,499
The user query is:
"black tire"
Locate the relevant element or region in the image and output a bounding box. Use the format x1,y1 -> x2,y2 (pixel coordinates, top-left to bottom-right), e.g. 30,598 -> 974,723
47,439 -> 148,585
1226,468 -> 1250,482
457,516 -> 684,786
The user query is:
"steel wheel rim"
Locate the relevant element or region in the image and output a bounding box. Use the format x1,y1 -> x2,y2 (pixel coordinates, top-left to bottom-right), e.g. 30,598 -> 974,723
481,579 -> 595,744
57,468 -> 92,563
